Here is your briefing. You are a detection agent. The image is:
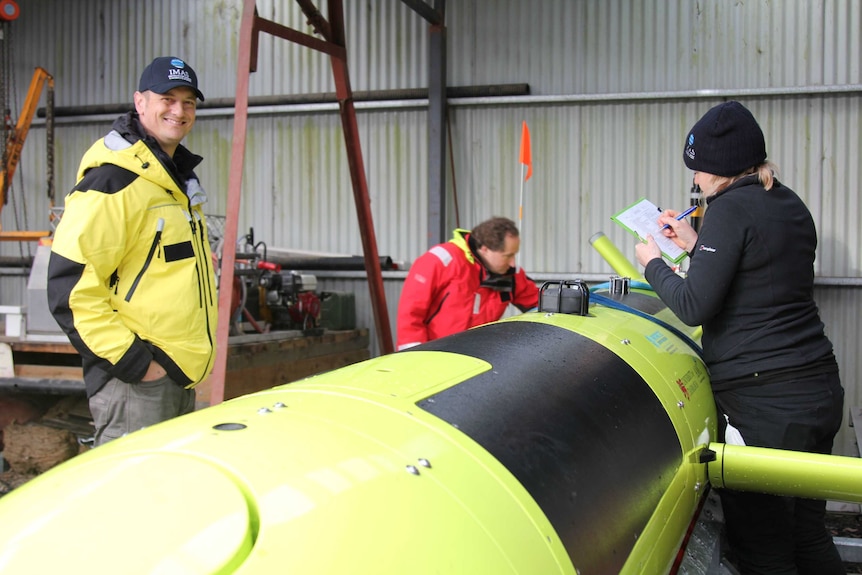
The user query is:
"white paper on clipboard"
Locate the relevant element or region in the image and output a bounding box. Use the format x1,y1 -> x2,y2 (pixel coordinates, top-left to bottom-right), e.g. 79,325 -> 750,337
611,197 -> 688,264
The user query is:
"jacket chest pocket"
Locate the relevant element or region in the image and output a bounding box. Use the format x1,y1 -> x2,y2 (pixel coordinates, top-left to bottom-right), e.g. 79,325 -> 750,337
123,210 -> 200,303
124,218 -> 164,302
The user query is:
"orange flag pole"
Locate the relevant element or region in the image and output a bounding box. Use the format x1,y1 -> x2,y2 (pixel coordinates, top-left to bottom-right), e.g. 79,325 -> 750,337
518,121 -> 532,270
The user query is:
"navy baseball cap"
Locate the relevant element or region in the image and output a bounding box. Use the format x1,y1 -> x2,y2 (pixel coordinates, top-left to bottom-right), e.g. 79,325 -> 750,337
138,56 -> 205,101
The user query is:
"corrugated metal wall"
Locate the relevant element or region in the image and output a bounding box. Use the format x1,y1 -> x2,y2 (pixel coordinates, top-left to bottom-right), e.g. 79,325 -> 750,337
2,0 -> 860,453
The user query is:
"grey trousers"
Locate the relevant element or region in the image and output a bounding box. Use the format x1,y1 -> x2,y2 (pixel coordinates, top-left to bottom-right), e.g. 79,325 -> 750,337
88,375 -> 196,446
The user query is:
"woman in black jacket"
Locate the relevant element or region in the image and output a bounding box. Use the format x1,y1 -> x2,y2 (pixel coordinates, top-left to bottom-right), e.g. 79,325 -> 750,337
635,101 -> 845,575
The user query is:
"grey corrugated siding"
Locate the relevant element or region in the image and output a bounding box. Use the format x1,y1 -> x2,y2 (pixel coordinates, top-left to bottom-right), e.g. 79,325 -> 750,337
817,285 -> 862,457
2,0 -> 860,454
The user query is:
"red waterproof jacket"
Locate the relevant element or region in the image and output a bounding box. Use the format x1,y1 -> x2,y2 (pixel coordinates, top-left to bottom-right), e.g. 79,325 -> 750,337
396,229 -> 539,350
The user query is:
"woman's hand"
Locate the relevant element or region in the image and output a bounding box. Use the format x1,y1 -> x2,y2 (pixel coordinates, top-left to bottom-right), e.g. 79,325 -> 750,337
657,210 -> 698,253
635,234 -> 663,267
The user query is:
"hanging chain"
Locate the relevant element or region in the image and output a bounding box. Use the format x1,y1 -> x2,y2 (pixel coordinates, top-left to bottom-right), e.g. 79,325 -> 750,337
0,21 -> 30,259
1,21 -> 10,179
46,79 -> 54,208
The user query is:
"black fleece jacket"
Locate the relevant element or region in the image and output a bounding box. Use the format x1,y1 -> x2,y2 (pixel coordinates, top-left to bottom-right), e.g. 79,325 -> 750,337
644,175 -> 835,388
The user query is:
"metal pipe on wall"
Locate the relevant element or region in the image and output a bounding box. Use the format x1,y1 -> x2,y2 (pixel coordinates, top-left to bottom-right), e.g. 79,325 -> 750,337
38,84 -> 530,119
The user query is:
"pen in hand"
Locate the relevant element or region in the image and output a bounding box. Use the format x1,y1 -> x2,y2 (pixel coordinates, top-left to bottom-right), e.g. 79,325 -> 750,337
660,205 -> 697,231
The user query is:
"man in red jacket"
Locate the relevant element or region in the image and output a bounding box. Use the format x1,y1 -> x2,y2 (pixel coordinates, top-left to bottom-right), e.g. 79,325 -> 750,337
396,216 -> 539,350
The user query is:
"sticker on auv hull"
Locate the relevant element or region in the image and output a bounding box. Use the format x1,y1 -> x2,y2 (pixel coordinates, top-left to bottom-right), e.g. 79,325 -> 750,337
645,330 -> 680,354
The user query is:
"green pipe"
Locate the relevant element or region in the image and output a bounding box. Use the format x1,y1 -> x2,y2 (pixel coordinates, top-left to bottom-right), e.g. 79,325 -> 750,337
589,232 -> 643,280
707,442 -> 862,503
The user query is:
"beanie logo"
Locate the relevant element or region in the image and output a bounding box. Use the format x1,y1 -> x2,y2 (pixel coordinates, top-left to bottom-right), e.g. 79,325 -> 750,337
685,133 -> 696,160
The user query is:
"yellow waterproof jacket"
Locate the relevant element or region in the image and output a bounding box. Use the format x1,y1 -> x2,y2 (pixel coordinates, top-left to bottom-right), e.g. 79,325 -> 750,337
47,123 -> 218,397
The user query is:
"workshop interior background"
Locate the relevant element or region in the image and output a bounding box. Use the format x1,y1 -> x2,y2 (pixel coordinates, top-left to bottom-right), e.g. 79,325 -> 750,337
1,0 -> 860,456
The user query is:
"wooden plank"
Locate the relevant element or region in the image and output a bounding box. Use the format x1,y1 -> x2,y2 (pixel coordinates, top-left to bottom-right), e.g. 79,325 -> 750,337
223,348 -> 370,400
195,329 -> 370,405
227,329 -> 366,353
226,330 -> 369,370
227,330 -> 303,345
1,329 -> 369,403
15,364 -> 84,380
0,337 -> 78,354
8,341 -> 78,354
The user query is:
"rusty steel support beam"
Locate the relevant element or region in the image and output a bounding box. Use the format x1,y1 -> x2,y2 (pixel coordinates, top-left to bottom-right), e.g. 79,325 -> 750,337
255,12 -> 342,57
207,0 -> 257,407
296,0 -> 333,42
208,0 -> 393,405
326,0 -> 393,355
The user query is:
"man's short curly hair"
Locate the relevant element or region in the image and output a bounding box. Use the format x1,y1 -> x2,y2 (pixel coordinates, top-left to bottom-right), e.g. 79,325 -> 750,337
471,217 -> 520,251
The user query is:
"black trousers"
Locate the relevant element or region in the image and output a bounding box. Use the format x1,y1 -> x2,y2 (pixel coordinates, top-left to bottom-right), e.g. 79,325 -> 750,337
714,371 -> 845,575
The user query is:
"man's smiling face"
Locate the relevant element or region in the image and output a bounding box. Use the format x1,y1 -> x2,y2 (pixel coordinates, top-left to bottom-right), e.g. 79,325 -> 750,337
133,86 -> 197,156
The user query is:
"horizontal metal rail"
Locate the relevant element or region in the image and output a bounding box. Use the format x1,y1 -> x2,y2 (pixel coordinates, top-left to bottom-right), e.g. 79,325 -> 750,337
32,83 -> 862,125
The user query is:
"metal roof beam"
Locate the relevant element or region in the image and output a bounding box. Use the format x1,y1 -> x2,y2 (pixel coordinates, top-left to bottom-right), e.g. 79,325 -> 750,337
400,0 -> 444,25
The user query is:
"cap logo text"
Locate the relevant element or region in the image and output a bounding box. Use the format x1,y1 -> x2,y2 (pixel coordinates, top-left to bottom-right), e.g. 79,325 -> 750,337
168,68 -> 192,84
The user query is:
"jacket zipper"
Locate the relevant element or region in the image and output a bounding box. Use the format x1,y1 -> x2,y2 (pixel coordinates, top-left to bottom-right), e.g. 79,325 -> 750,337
425,292 -> 449,324
125,218 -> 164,302
195,212 -> 215,306
186,208 -> 216,382
183,210 -> 204,308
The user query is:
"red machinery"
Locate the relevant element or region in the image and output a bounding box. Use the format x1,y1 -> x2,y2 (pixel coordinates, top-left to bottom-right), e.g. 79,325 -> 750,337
229,229 -> 322,334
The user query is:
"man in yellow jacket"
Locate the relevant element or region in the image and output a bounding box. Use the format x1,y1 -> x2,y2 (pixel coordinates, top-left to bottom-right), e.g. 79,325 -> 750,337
47,57 -> 217,446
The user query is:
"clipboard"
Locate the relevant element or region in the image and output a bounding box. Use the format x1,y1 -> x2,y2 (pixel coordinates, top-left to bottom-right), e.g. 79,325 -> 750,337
611,197 -> 688,264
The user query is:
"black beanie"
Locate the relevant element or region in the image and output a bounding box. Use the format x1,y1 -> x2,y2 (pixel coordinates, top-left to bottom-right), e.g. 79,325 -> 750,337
683,101 -> 766,176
